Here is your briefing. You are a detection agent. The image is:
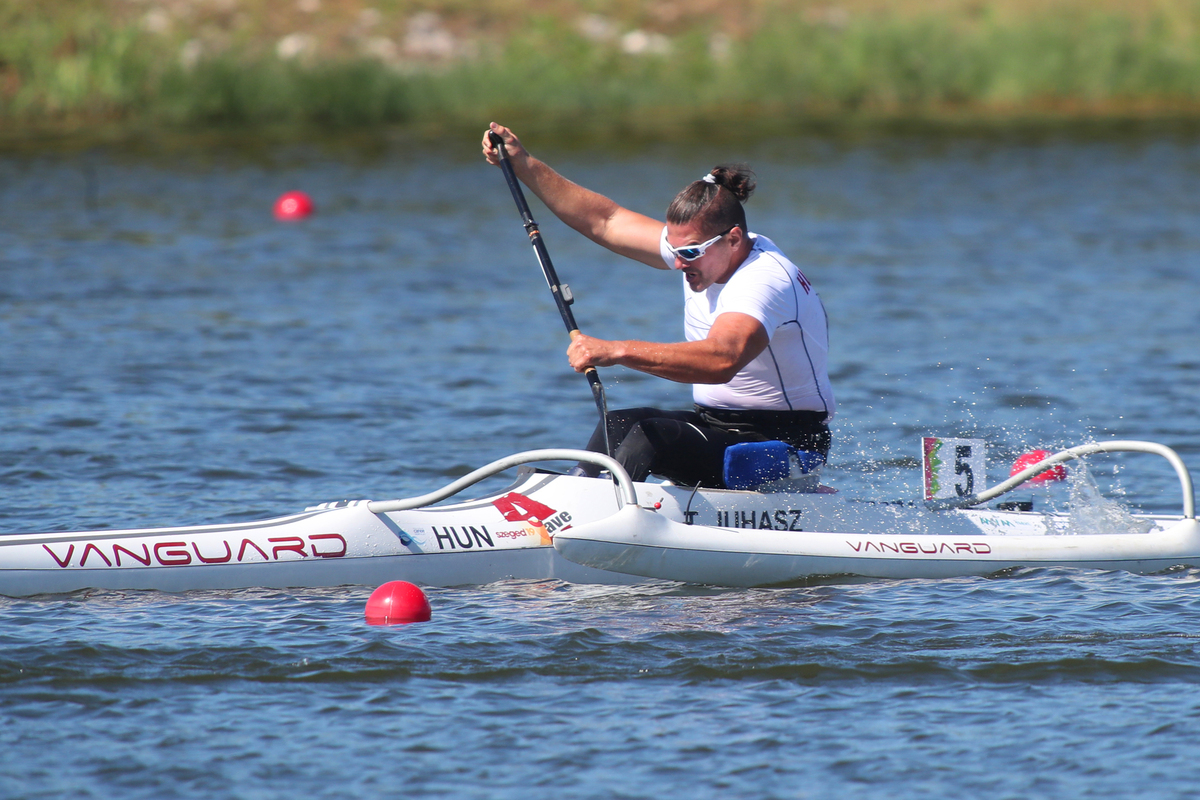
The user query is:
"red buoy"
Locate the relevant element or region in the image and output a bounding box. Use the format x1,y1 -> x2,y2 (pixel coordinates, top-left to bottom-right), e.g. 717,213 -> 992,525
1010,450 -> 1067,483
274,191 -> 314,221
365,581 -> 431,625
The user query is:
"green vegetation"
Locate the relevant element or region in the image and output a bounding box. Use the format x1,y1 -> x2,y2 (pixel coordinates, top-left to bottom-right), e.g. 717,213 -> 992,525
5,0 -> 1200,137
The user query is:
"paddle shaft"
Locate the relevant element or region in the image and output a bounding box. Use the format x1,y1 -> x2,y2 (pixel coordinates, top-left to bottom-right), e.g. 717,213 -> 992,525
489,132 -> 611,456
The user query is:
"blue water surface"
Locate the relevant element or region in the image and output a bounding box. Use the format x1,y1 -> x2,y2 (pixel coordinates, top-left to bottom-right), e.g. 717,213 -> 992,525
1,129 -> 1199,798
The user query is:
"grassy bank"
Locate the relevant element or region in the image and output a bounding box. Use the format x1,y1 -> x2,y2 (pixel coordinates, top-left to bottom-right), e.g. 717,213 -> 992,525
6,0 -> 1200,137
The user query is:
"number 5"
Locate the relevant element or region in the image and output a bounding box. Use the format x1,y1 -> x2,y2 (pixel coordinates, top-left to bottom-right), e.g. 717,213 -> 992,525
955,445 -> 974,496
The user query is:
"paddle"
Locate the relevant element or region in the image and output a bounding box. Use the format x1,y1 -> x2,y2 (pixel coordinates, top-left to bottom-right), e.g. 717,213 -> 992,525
488,131 -> 611,456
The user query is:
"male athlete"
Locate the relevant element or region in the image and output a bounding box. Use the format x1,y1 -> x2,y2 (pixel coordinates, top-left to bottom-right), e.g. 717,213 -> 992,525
484,123 -> 834,488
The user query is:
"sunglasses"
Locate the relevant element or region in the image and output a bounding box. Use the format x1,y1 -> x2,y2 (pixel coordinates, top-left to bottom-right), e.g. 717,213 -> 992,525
664,226 -> 737,261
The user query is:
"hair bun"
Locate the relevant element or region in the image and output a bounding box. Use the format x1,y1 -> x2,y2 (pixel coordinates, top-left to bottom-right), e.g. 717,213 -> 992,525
667,163 -> 755,232
709,164 -> 756,203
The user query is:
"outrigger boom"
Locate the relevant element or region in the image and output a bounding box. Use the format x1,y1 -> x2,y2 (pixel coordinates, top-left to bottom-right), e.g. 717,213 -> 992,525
366,450 -> 637,513
927,440 -> 1194,518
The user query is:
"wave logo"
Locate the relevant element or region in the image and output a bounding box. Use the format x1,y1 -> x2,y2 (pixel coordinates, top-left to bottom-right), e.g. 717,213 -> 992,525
923,437 -> 944,499
491,493 -> 572,546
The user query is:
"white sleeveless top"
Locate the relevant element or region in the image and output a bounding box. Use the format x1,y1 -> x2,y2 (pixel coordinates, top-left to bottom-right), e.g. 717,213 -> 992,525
660,230 -> 835,419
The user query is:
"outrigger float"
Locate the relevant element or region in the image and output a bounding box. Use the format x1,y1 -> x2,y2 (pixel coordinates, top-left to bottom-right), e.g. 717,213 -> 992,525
0,439 -> 1195,596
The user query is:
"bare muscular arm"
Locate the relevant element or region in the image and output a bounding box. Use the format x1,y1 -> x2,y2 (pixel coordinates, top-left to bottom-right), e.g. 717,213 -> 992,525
566,313 -> 769,384
483,123 -> 666,269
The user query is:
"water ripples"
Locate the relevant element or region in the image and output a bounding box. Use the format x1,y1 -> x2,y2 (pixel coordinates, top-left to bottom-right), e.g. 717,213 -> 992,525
3,134 -> 1200,797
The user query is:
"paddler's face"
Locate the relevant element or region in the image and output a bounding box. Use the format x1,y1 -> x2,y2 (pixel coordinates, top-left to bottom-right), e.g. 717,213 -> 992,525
666,221 -> 736,292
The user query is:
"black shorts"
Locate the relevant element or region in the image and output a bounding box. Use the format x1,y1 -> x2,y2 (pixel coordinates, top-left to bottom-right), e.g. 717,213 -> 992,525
577,405 -> 831,488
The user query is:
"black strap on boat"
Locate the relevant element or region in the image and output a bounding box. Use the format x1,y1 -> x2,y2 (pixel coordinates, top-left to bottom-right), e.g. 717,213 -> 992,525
489,130 -> 611,456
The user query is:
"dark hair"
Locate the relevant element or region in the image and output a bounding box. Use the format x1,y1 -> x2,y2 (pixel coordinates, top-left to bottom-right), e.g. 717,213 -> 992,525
665,164 -> 756,236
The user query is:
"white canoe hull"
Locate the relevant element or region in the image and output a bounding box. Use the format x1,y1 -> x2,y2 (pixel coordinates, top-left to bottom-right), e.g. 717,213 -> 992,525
0,465 -> 886,595
0,549 -> 626,597
554,505 -> 1200,586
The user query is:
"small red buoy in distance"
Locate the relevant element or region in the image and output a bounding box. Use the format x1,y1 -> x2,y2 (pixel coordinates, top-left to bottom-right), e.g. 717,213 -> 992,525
1010,450 -> 1067,483
274,190 -> 314,221
365,581 -> 431,625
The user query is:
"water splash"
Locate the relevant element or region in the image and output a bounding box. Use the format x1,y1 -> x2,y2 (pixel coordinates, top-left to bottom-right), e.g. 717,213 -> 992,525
1063,462 -> 1154,536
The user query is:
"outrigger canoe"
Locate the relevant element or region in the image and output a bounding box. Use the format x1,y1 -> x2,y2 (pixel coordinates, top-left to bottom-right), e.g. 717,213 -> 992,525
0,441 -> 1194,596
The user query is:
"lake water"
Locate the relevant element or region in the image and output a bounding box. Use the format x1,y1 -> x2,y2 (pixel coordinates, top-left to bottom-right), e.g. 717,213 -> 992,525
2,129 -> 1199,798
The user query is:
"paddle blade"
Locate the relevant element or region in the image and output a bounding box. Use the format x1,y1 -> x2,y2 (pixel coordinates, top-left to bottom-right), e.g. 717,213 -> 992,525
585,369 -> 611,456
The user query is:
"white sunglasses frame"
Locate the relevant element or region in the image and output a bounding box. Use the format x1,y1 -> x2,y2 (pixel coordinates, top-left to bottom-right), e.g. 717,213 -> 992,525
664,226 -> 737,262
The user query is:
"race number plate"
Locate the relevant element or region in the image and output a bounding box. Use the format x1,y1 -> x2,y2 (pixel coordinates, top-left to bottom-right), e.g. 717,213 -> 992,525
922,437 -> 987,500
